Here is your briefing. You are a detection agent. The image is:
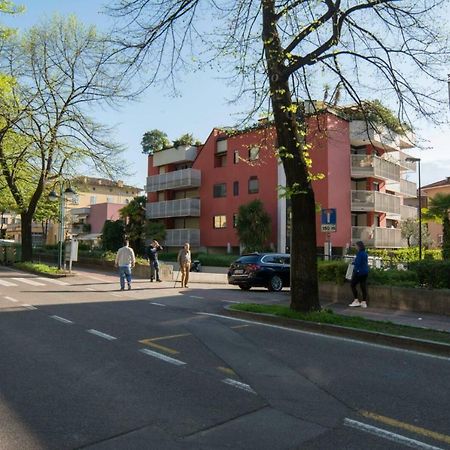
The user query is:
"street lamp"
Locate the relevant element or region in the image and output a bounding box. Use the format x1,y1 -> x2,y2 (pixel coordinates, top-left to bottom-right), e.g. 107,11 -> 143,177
406,157 -> 422,260
49,185 -> 77,269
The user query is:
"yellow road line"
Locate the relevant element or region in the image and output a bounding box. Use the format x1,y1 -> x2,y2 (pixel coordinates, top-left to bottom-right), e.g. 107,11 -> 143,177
217,366 -> 236,376
150,333 -> 191,342
138,333 -> 191,355
360,410 -> 450,445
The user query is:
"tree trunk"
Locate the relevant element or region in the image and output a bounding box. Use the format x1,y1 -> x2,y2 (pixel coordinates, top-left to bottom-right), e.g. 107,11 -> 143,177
262,0 -> 320,311
21,212 -> 33,261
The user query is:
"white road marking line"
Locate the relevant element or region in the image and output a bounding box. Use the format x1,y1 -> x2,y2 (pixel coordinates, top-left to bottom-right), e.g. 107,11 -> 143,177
222,300 -> 240,303
344,418 -> 443,450
87,329 -> 117,341
86,288 -> 96,291
22,304 -> 37,310
222,378 -> 256,394
11,277 -> 45,286
150,302 -> 167,307
0,279 -> 17,286
139,348 -> 186,366
4,296 -> 18,302
189,295 -> 204,299
196,313 -> 450,362
36,278 -> 68,286
50,315 -> 74,324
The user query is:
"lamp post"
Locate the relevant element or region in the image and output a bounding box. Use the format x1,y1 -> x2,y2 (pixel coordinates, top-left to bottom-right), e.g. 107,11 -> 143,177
406,157 -> 422,260
49,185 -> 76,269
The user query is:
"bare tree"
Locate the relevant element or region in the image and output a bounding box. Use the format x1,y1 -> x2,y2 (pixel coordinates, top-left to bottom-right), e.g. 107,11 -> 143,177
108,0 -> 449,311
0,16 -> 130,261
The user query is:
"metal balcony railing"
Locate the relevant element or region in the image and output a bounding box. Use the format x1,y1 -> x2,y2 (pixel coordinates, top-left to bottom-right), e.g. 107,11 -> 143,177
164,229 -> 200,247
146,168 -> 201,193
385,178 -> 417,198
351,155 -> 400,182
352,226 -> 404,248
351,190 -> 401,215
146,198 -> 200,219
401,205 -> 418,221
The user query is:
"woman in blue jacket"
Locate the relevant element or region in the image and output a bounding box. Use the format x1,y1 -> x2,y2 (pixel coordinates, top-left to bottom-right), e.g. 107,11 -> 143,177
349,241 -> 369,308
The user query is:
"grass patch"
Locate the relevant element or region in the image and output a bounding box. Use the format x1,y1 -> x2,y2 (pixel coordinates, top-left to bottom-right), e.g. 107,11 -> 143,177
14,262 -> 66,276
231,303 -> 450,345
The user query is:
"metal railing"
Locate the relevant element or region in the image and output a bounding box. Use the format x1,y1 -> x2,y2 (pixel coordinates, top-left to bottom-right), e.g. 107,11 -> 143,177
352,226 -> 404,248
401,204 -> 418,221
146,198 -> 201,219
164,228 -> 200,247
146,168 -> 201,193
351,190 -> 401,215
351,155 -> 400,181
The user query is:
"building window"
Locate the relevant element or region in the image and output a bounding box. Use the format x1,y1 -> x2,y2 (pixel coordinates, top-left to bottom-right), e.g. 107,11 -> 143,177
215,153 -> 227,168
107,196 -> 113,203
213,215 -> 227,228
233,181 -> 239,196
248,146 -> 260,161
216,139 -> 228,153
213,183 -> 227,198
234,151 -> 239,164
248,176 -> 259,194
90,196 -> 96,205
233,213 -> 238,228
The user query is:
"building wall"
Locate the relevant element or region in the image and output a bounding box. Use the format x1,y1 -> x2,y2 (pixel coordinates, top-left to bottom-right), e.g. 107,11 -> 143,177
87,203 -> 124,233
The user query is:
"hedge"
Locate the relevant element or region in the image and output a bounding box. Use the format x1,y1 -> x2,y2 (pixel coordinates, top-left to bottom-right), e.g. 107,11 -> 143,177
409,260 -> 450,289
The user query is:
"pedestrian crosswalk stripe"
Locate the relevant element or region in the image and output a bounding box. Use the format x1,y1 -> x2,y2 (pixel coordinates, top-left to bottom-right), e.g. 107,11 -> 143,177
36,278 -> 68,286
11,278 -> 45,286
0,279 -> 17,287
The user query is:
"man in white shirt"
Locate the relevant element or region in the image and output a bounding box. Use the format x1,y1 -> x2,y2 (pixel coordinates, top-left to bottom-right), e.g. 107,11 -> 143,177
114,240 -> 136,290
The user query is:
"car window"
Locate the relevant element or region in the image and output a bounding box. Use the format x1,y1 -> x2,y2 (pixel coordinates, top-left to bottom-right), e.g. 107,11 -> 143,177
281,256 -> 290,265
262,255 -> 276,264
236,255 -> 260,264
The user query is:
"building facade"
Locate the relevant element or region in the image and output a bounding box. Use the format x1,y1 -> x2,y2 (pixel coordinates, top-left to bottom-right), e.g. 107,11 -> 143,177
146,108 -> 418,253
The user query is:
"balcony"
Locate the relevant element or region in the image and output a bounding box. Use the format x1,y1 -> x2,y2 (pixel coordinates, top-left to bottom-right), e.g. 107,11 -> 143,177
350,120 -> 399,151
146,168 -> 201,193
152,145 -> 198,167
398,131 -> 415,149
146,198 -> 200,219
352,226 -> 404,248
164,228 -> 200,247
385,179 -> 417,198
70,207 -> 91,218
401,204 -> 418,221
351,190 -> 401,216
351,155 -> 400,182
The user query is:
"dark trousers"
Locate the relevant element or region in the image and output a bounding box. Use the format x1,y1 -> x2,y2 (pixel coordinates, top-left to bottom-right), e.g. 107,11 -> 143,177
150,260 -> 160,281
351,274 -> 368,301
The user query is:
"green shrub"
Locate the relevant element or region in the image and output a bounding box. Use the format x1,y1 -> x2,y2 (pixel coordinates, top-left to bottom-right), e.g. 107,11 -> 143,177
368,247 -> 442,264
317,261 -> 347,284
368,269 -> 418,288
409,260 -> 450,289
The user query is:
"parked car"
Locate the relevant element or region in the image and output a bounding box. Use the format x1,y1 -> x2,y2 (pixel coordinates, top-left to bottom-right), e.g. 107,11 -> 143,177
227,253 -> 290,291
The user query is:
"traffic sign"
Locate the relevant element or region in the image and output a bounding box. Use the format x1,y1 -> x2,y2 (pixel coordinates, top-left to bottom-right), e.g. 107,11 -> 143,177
321,208 -> 337,232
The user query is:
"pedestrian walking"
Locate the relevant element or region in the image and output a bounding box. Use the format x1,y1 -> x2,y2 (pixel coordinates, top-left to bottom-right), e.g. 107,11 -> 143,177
348,240 -> 369,308
114,239 -> 136,291
147,239 -> 163,282
177,242 -> 191,288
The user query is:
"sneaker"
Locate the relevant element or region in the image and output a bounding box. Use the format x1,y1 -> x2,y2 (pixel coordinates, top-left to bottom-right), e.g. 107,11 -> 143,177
120,287 -> 124,291
156,279 -> 162,282
360,301 -> 367,308
348,299 -> 361,307
150,279 -> 154,282
128,283 -> 131,290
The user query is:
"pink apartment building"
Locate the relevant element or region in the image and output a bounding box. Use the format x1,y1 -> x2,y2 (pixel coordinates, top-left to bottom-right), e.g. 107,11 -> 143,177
146,107 -> 418,253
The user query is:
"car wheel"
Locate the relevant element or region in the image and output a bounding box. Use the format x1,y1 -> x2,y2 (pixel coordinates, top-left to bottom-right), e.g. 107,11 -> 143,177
268,275 -> 283,292
239,284 -> 251,291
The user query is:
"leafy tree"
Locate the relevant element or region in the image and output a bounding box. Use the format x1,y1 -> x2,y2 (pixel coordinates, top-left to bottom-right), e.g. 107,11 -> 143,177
109,1 -> 448,311
400,218 -> 431,249
145,220 -> 166,243
173,133 -> 195,148
423,193 -> 450,260
141,129 -> 171,154
101,220 -> 125,252
120,195 -> 147,254
33,192 -> 60,245
0,16 -> 128,261
236,200 -> 271,253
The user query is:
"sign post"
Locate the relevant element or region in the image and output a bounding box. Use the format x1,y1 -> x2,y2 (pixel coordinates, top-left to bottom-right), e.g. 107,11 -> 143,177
321,208 -> 337,260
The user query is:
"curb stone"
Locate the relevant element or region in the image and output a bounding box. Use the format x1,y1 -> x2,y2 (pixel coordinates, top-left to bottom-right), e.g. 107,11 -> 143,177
223,306 -> 450,358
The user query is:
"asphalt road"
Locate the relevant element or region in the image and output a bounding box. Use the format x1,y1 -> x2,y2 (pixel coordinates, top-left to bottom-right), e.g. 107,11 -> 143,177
0,267 -> 449,450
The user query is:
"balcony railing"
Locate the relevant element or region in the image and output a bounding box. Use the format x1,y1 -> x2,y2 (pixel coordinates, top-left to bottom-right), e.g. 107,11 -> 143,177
152,145 -> 198,167
70,207 -> 91,217
146,168 -> 201,193
385,178 -> 417,198
146,198 -> 200,219
352,226 -> 404,248
164,228 -> 200,247
350,120 -> 400,151
351,155 -> 400,182
351,190 -> 401,215
401,205 -> 418,221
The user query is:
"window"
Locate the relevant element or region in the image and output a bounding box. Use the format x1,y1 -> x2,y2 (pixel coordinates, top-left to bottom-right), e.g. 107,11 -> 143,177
90,195 -> 96,205
234,151 -> 239,164
248,146 -> 260,161
213,183 -> 227,198
233,213 -> 238,228
248,176 -> 259,194
215,153 -> 227,167
213,215 -> 227,228
216,139 -> 228,154
107,196 -> 113,203
233,181 -> 239,196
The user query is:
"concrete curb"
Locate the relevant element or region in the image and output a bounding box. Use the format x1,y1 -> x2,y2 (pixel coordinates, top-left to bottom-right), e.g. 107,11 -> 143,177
223,307 -> 450,358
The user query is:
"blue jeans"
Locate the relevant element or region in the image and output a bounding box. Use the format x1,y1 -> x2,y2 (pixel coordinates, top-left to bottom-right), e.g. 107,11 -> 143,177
150,259 -> 160,280
119,266 -> 132,289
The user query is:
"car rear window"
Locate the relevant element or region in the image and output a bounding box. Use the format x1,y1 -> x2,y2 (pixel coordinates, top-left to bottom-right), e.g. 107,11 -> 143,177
235,255 -> 260,264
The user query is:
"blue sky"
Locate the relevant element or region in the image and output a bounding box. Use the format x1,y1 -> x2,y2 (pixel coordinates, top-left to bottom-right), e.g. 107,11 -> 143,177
4,0 -> 450,189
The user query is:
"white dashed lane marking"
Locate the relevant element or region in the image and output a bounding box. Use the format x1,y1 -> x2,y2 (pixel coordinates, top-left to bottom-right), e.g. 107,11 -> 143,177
149,302 -> 166,307
222,378 -> 256,394
50,315 -> 74,324
0,279 -> 17,287
139,348 -> 186,366
87,329 -> 117,341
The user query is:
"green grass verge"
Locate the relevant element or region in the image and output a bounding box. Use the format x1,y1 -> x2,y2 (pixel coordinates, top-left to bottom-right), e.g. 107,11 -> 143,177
230,303 -> 450,345
14,262 -> 66,276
